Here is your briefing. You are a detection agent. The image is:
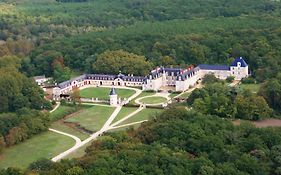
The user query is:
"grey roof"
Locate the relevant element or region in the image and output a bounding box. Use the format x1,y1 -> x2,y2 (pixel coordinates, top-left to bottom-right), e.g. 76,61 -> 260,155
109,88 -> 116,95
198,64 -> 230,71
176,67 -> 200,81
230,57 -> 248,67
58,74 -> 87,88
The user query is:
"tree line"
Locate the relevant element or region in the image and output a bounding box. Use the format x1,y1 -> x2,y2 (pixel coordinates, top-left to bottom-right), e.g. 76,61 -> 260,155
0,56 -> 51,154
188,75 -> 273,120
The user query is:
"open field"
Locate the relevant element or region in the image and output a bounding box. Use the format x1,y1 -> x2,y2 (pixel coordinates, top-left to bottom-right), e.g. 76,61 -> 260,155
0,131 -> 75,169
118,108 -> 163,126
80,87 -> 135,100
50,122 -> 89,140
49,105 -> 78,121
65,105 -> 115,132
112,107 -> 139,124
238,83 -> 261,93
140,96 -> 167,104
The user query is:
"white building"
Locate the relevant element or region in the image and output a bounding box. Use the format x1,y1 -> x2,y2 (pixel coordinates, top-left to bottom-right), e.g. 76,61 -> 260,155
33,75 -> 50,86
143,57 -> 249,92
51,57 -> 249,99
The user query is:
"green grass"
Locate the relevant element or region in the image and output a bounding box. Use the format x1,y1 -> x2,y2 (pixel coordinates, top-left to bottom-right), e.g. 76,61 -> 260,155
0,131 -> 75,169
140,96 -> 167,104
118,108 -> 163,126
49,105 -> 77,121
239,83 -> 261,93
65,105 -> 115,132
50,122 -> 89,140
112,107 -> 139,124
80,87 -> 135,100
177,92 -> 191,99
65,142 -> 92,159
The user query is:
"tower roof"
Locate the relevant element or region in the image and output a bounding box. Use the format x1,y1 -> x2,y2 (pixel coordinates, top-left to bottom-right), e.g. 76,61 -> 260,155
230,57 -> 248,67
109,88 -> 117,95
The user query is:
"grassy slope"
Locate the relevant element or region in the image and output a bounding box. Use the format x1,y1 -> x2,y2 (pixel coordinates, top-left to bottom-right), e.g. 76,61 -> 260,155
118,108 -> 163,126
50,122 -> 89,140
80,87 -> 135,100
0,131 -> 75,169
112,107 -> 139,124
65,105 -> 115,132
239,83 -> 261,93
49,105 -> 77,121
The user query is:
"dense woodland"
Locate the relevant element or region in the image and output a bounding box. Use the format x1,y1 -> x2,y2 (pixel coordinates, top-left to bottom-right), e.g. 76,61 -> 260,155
1,0 -> 281,173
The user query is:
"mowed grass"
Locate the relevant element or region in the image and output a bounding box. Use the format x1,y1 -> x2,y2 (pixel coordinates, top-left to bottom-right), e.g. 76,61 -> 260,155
239,83 -> 261,93
140,96 -> 167,104
118,108 -> 163,126
0,131 -> 75,169
112,107 -> 139,124
177,92 -> 191,99
49,105 -> 77,121
50,122 -> 89,140
80,87 -> 135,100
65,105 -> 115,132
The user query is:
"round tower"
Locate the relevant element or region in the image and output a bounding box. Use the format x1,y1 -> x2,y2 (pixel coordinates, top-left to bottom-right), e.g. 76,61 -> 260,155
109,88 -> 118,106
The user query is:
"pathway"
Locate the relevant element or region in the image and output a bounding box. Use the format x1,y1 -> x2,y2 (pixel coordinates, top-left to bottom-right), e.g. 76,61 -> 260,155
50,102 -> 61,113
49,128 -> 81,148
51,86 -> 143,162
135,93 -> 170,107
50,84 -> 203,161
110,120 -> 148,130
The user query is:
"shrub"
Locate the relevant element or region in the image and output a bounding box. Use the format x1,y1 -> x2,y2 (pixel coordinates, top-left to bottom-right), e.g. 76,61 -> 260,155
226,76 -> 235,83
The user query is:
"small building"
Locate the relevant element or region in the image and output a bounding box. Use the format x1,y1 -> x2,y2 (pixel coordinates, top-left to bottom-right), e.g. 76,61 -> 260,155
109,88 -> 118,106
33,75 -> 50,86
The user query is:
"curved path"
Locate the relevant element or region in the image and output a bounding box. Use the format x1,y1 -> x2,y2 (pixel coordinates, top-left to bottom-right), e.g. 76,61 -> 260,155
50,102 -> 61,113
51,86 -> 142,162
135,93 -> 170,106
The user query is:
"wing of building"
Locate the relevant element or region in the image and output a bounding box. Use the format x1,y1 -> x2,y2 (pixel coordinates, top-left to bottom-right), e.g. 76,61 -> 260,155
51,57 -> 249,100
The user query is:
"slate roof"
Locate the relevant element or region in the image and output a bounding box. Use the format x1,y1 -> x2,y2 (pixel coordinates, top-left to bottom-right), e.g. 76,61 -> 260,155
230,57 -> 248,67
109,88 -> 116,95
198,64 -> 230,71
177,67 -> 200,81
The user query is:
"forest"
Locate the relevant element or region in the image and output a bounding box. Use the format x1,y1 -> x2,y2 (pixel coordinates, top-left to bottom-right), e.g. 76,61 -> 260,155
1,0 -> 281,173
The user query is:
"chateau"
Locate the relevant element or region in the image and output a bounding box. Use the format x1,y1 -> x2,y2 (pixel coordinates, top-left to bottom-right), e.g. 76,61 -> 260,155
52,57 -> 249,99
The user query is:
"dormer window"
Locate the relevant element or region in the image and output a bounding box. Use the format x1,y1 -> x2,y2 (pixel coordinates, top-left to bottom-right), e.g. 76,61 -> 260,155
237,62 -> 241,67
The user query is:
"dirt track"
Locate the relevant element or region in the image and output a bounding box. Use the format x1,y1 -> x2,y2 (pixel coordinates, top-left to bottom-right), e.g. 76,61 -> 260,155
233,119 -> 281,128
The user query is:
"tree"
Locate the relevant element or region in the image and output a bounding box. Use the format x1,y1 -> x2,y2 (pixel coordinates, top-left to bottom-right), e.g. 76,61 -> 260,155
71,87 -> 81,105
92,50 -> 153,76
235,95 -> 272,120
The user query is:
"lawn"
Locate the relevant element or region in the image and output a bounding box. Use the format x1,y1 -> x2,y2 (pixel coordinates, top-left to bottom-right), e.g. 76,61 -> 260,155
112,107 -> 139,124
118,108 -> 163,126
177,92 -> 191,99
49,105 -> 78,121
140,96 -> 167,104
239,83 -> 261,93
80,87 -> 135,100
65,105 -> 115,132
0,131 -> 75,169
50,122 -> 89,140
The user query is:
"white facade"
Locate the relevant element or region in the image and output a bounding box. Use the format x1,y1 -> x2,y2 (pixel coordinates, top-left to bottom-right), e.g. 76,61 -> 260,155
143,57 -> 249,92
49,57 -> 249,100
